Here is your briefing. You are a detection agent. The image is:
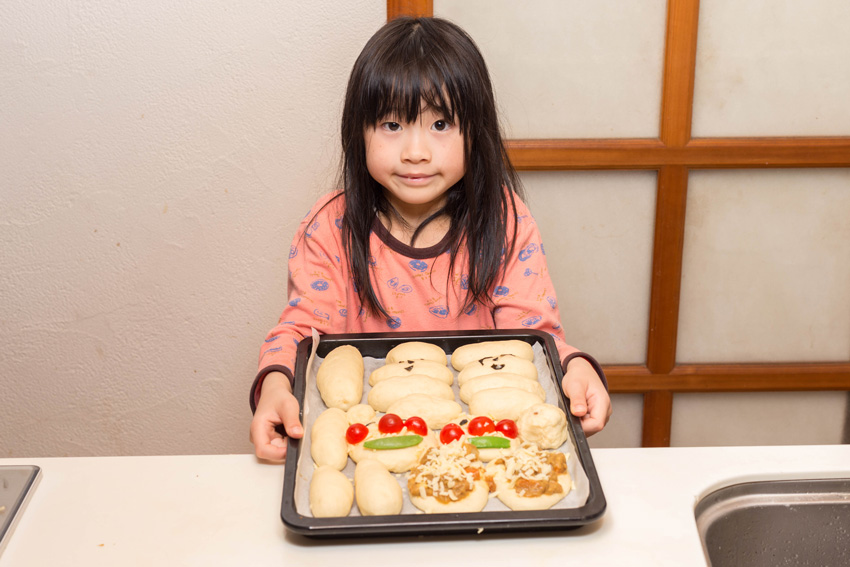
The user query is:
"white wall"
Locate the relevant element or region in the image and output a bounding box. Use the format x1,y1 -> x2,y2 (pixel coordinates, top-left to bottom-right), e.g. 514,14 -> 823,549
1,0 -> 385,457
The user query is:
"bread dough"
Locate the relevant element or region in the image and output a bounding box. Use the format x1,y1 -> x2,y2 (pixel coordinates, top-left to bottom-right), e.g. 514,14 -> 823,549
487,444 -> 571,511
354,459 -> 403,516
517,403 -> 569,450
346,403 -> 376,426
468,387 -> 542,422
385,341 -> 448,366
348,425 -> 437,473
309,465 -> 354,517
367,375 -> 455,412
459,373 -> 545,404
450,340 -> 534,371
310,407 -> 349,470
457,354 -> 538,386
369,359 -> 454,386
386,393 -> 463,429
407,442 -> 489,514
316,345 -> 364,410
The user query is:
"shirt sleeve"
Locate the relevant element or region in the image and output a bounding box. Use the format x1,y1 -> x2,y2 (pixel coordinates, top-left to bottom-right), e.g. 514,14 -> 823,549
251,194 -> 349,411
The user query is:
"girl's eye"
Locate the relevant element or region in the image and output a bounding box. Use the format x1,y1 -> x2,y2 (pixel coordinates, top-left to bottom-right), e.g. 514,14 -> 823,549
432,120 -> 451,132
382,121 -> 401,132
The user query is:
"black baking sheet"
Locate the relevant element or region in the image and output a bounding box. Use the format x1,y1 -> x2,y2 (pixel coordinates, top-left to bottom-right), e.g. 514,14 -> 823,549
280,329 -> 606,537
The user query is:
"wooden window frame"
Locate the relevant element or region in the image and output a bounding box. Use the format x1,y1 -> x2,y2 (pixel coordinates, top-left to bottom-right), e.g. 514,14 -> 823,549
389,0 -> 850,446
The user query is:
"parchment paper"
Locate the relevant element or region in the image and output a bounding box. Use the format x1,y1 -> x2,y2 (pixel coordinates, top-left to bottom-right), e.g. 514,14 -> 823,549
294,332 -> 591,517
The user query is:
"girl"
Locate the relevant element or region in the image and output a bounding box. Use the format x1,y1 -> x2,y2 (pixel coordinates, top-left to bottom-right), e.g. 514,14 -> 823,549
250,17 -> 611,462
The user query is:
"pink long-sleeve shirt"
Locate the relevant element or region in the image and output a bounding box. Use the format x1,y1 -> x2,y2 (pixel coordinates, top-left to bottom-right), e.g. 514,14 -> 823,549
251,191 -> 601,409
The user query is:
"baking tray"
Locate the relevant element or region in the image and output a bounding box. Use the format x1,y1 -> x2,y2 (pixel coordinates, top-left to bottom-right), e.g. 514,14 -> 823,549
280,329 -> 606,537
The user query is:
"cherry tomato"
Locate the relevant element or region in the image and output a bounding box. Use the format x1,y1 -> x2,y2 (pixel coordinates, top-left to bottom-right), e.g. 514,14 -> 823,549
439,423 -> 464,444
467,416 -> 496,436
495,419 -> 518,439
345,423 -> 369,444
378,413 -> 404,434
403,416 -> 428,436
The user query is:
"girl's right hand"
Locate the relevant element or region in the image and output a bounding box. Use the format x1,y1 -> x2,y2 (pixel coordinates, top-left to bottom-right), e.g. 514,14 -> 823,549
249,371 -> 304,462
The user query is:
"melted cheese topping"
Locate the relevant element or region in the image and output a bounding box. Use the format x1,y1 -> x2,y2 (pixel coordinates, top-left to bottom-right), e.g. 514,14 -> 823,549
408,442 -> 483,502
496,443 -> 566,484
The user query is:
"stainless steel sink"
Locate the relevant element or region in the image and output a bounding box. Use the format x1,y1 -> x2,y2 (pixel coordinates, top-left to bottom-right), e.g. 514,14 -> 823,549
695,478 -> 850,567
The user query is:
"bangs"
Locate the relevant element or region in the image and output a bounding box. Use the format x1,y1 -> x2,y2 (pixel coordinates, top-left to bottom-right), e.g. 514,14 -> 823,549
367,68 -> 460,127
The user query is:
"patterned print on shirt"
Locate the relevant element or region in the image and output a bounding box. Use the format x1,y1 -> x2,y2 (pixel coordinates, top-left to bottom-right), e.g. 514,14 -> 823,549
522,315 -> 542,327
546,296 -> 557,309
429,305 -> 449,318
518,243 -> 538,262
387,277 -> 412,294
409,260 -> 428,272
311,280 -> 329,291
387,316 -> 402,329
494,286 -> 510,296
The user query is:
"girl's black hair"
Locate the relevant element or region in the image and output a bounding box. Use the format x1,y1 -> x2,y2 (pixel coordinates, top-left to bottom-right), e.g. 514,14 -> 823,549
340,17 -> 524,320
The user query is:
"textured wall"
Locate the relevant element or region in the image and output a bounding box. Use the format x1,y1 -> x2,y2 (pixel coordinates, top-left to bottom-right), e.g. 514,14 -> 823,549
1,0 -> 385,457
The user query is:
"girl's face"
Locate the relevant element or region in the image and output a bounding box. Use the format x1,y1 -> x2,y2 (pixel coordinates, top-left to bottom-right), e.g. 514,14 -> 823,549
364,107 -> 465,221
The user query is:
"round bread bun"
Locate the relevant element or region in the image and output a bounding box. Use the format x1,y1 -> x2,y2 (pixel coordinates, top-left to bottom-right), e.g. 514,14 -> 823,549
450,340 -> 534,371
348,425 -> 437,473
346,403 -> 376,426
369,359 -> 454,386
459,373 -> 545,405
409,479 -> 490,514
385,341 -> 447,365
492,471 -> 570,511
516,403 -> 569,450
457,354 -> 538,386
487,445 -> 572,511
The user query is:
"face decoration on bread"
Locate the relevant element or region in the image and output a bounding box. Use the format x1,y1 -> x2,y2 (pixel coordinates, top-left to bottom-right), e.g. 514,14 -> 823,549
346,413 -> 437,473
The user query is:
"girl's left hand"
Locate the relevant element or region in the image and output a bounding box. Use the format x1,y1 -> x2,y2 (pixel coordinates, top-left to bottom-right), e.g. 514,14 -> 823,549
561,357 -> 612,435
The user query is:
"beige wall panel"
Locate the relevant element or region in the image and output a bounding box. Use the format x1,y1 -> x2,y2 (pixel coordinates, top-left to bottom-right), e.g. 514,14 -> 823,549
693,0 -> 850,136
434,0 -> 666,138
678,169 -> 850,363
671,392 -> 847,447
522,171 -> 656,364
588,394 -> 644,449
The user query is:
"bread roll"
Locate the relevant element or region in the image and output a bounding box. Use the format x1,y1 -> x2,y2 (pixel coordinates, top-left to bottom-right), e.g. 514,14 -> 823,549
459,373 -> 545,404
346,403 -> 376,426
316,345 -> 364,410
354,459 -> 403,516
367,375 -> 455,412
369,359 -> 454,386
467,387 -> 542,422
385,341 -> 447,365
407,442 -> 489,514
457,354 -> 538,386
310,407 -> 349,470
517,403 -> 569,449
386,394 -> 463,429
309,465 -> 354,517
487,445 -> 571,511
348,428 -> 437,473
450,340 -> 534,371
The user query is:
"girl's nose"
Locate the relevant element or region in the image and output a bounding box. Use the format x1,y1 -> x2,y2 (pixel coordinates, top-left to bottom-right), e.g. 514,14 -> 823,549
401,129 -> 430,163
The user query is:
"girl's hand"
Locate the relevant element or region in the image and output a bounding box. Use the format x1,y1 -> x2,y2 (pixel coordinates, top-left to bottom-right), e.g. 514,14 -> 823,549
249,371 -> 304,462
561,357 -> 612,436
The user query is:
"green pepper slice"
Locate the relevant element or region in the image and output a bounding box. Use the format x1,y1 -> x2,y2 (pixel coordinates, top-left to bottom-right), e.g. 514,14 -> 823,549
468,436 -> 511,449
363,434 -> 423,450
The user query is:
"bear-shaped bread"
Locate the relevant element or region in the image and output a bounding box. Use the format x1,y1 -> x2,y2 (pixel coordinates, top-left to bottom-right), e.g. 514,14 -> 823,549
316,345 -> 364,410
459,373 -> 545,404
310,407 -> 349,470
450,339 -> 534,371
407,442 -> 489,514
354,459 -> 403,516
467,387 -> 543,422
367,375 -> 455,412
385,341 -> 448,366
386,393 -> 463,429
457,354 -> 538,386
369,359 -> 454,386
487,443 -> 571,511
309,465 -> 354,517
517,403 -> 569,450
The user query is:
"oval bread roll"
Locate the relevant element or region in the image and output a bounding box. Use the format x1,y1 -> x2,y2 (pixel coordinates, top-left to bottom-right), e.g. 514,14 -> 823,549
367,375 -> 455,412
354,459 -> 403,516
369,359 -> 454,386
457,354 -> 538,386
310,407 -> 349,470
386,393 -> 463,429
348,429 -> 438,473
309,465 -> 354,517
517,403 -> 569,449
459,373 -> 545,404
468,387 -> 542,422
450,340 -> 534,371
385,341 -> 447,366
346,403 -> 376,426
316,345 -> 364,410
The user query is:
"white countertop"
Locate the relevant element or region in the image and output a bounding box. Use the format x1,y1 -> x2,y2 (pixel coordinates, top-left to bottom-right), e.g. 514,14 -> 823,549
2,445 -> 848,566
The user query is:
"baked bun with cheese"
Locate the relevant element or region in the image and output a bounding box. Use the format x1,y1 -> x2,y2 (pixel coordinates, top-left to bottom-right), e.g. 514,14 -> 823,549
487,443 -> 571,511
407,442 -> 490,513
